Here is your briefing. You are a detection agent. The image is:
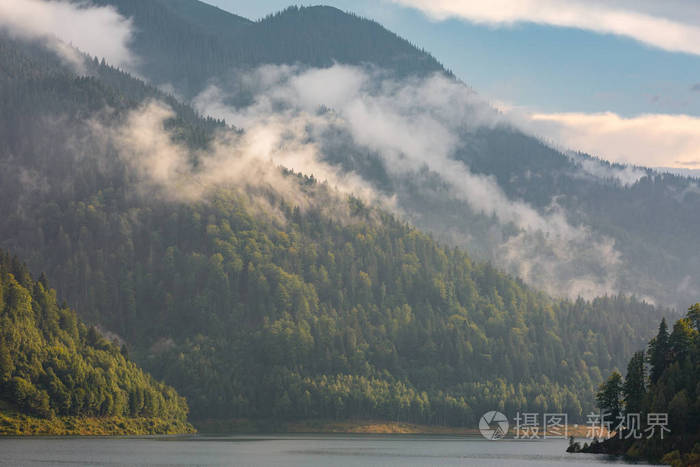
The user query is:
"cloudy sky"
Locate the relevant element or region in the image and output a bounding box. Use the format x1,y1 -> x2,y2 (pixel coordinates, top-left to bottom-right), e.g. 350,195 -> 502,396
205,0 -> 700,170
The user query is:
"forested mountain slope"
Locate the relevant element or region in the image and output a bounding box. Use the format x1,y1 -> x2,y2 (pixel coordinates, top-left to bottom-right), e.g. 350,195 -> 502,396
87,1 -> 446,98
0,34 -> 665,425
91,0 -> 700,310
0,250 -> 191,434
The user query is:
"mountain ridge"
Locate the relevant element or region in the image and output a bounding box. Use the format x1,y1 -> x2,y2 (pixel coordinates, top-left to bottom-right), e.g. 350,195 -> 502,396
0,30 -> 668,425
87,1 -> 449,98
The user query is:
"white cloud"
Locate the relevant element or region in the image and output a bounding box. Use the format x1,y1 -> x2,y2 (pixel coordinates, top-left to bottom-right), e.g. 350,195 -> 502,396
0,0 -> 136,71
525,112 -> 700,168
391,0 -> 700,56
570,155 -> 646,187
194,65 -> 627,299
96,100 -> 383,215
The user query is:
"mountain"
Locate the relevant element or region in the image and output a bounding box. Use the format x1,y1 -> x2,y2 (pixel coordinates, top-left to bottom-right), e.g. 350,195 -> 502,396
0,31 -> 666,426
92,0 -> 699,311
0,249 -> 192,435
88,1 -> 447,98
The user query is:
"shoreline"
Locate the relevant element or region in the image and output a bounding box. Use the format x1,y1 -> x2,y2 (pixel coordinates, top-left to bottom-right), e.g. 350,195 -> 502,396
193,418 -> 479,435
193,418 -> 607,438
0,412 -> 612,439
0,410 -> 194,436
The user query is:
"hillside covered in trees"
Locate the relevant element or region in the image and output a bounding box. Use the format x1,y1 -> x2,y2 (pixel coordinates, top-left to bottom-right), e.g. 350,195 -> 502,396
0,31 -> 669,427
582,305 -> 700,465
89,0 -> 700,311
0,250 -> 192,434
87,1 -> 447,98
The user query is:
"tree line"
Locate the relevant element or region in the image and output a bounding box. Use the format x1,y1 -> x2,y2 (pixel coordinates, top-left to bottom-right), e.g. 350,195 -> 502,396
0,32 -> 666,425
0,250 -> 189,422
591,304 -> 699,464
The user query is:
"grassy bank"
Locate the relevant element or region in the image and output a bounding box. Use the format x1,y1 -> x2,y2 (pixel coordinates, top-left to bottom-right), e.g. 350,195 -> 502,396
0,408 -> 195,436
193,418 -> 477,434
194,418 -> 606,437
288,419 -> 479,434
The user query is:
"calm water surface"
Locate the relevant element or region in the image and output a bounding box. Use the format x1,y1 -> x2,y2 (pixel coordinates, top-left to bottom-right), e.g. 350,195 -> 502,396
0,434 -> 648,466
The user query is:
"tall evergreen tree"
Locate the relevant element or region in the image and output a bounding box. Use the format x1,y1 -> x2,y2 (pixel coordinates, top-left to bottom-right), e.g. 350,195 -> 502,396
669,319 -> 694,362
648,319 -> 669,384
596,371 -> 623,425
622,351 -> 645,415
686,303 -> 700,332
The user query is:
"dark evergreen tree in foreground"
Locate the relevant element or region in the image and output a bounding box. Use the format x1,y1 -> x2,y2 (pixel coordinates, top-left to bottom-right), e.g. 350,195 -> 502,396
596,372 -> 623,424
622,351 -> 646,415
584,305 -> 700,465
648,319 -> 669,384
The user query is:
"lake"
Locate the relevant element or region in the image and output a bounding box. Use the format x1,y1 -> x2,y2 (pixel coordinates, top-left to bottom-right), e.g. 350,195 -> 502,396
0,434 -> 647,466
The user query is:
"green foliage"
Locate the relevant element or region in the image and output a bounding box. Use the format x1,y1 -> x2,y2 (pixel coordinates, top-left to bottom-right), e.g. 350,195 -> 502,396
9,377 -> 51,418
82,0 -> 700,312
0,251 -> 189,422
122,191 -> 659,423
622,351 -> 645,415
596,305 -> 700,462
596,372 -> 623,423
648,319 -> 670,384
0,31 -> 664,426
687,304 -> 700,333
0,408 -> 194,436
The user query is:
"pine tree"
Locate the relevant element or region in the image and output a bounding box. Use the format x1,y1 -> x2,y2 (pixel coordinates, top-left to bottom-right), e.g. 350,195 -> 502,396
622,350 -> 645,415
687,303 -> 700,332
596,371 -> 623,424
648,319 -> 669,384
668,319 -> 693,362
